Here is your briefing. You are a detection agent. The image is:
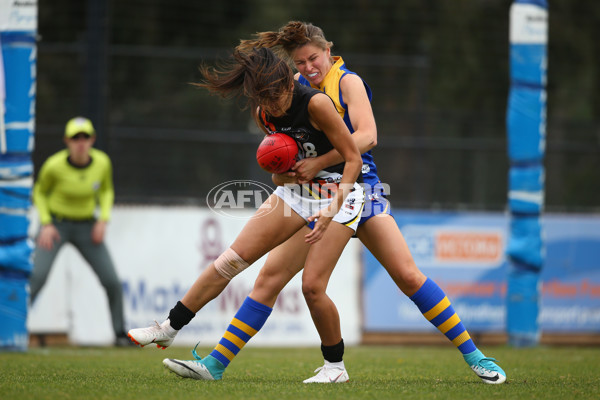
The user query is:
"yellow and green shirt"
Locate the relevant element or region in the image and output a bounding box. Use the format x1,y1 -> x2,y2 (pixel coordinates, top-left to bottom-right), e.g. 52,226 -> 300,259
33,148 -> 114,225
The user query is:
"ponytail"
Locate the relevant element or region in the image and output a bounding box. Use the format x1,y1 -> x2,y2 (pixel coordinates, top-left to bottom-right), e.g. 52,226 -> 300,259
195,47 -> 293,128
235,21 -> 333,60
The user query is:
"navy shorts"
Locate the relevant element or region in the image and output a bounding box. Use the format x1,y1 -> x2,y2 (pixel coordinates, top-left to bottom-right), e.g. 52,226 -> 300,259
358,188 -> 391,226
307,183 -> 390,231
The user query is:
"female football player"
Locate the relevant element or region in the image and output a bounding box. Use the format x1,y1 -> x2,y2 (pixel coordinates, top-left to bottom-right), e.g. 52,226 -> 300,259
164,21 -> 506,385
128,46 -> 365,382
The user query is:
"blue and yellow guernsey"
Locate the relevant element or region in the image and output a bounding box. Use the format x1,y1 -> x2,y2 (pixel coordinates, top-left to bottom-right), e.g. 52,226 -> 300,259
297,56 -> 381,190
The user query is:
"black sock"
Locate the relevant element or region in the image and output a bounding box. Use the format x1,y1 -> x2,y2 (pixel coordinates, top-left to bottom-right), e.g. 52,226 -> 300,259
321,339 -> 344,363
167,301 -> 195,330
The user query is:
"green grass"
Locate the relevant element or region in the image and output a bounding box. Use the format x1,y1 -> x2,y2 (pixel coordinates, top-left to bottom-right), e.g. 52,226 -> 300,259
1,345 -> 598,400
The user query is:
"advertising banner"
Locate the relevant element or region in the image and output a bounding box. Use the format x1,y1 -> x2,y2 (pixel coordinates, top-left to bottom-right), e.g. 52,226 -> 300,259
28,205 -> 362,346
363,211 -> 600,333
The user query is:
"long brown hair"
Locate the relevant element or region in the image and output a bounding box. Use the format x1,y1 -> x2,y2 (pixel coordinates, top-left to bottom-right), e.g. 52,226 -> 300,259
196,47 -> 294,126
237,21 -> 333,60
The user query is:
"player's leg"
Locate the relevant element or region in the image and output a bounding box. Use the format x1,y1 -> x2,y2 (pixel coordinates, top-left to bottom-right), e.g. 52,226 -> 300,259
179,194 -> 305,311
357,210 -> 506,384
301,222 -> 354,383
72,221 -> 127,344
356,213 -> 426,296
247,229 -> 311,306
163,227 -> 311,380
128,194 -> 306,348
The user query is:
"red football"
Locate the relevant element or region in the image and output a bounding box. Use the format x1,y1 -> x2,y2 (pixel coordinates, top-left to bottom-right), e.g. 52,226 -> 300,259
256,133 -> 299,174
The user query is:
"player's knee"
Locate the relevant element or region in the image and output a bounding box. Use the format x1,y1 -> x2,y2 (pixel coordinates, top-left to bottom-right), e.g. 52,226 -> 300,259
214,247 -> 250,280
252,269 -> 285,304
394,266 -> 426,296
301,279 -> 324,305
253,268 -> 271,290
404,268 -> 426,289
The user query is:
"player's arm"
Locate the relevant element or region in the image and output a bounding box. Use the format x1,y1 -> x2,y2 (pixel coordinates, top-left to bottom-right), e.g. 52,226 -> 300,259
342,73 -> 377,151
294,74 -> 376,180
305,92 -> 362,243
309,92 -> 362,182
33,161 -> 61,250
97,156 -> 115,222
272,173 -> 297,186
92,156 -> 115,244
330,73 -> 376,156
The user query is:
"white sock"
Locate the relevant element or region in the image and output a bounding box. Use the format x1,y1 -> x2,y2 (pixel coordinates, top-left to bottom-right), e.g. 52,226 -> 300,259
325,360 -> 345,369
161,319 -> 178,336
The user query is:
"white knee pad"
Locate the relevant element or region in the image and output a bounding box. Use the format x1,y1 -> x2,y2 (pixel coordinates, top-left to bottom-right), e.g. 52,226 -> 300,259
214,248 -> 250,280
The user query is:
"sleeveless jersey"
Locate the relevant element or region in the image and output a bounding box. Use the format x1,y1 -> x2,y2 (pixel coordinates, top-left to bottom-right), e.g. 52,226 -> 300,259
298,56 -> 380,189
260,82 -> 360,183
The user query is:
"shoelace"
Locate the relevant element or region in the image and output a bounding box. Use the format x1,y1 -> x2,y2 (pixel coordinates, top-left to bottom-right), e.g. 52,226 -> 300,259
475,357 -> 500,373
190,342 -> 203,362
139,320 -> 162,335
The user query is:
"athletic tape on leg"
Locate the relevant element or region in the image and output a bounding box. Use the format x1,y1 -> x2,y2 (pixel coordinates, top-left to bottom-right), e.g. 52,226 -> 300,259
214,248 -> 250,280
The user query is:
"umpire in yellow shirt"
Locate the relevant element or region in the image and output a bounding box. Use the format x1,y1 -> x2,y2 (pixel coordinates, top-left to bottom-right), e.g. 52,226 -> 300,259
31,117 -> 129,346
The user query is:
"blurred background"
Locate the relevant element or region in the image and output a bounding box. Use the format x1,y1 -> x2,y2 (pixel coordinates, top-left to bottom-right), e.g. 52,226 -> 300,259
34,0 -> 599,211
2,0 -> 599,349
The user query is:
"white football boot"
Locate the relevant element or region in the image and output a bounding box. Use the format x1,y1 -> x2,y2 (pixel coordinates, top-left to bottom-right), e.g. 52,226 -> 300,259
127,320 -> 177,349
303,363 -> 349,383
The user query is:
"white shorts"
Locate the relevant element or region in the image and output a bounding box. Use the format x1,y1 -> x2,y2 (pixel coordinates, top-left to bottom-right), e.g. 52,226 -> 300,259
274,181 -> 365,232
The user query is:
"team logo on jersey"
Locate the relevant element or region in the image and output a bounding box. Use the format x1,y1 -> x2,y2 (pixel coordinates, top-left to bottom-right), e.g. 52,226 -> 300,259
293,131 -> 310,143
345,197 -> 356,210
276,127 -> 310,143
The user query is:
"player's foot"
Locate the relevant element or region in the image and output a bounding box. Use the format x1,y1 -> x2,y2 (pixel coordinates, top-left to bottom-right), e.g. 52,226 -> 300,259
464,349 -> 507,384
163,354 -> 225,381
127,320 -> 177,349
303,364 -> 349,383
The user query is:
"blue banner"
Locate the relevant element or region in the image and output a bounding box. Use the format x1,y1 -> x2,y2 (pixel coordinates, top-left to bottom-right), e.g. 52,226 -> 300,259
362,211 -> 600,333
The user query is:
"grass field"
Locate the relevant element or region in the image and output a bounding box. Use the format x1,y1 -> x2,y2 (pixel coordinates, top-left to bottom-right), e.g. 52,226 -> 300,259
1,345 -> 599,400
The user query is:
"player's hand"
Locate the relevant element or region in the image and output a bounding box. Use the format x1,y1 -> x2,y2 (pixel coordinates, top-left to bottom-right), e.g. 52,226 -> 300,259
271,172 -> 298,186
292,158 -> 322,184
91,220 -> 107,244
305,208 -> 335,244
37,224 -> 60,250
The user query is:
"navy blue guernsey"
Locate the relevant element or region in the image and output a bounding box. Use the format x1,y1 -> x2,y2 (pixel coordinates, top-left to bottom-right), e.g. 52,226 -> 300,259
259,82 -> 361,182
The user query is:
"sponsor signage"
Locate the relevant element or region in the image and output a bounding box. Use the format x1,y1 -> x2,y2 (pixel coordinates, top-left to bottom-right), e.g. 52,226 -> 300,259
28,204 -> 362,346
363,211 -> 600,333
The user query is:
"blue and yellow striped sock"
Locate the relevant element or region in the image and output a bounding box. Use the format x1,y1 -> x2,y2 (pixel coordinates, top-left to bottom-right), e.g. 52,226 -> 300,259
410,278 -> 477,354
209,296 -> 273,367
